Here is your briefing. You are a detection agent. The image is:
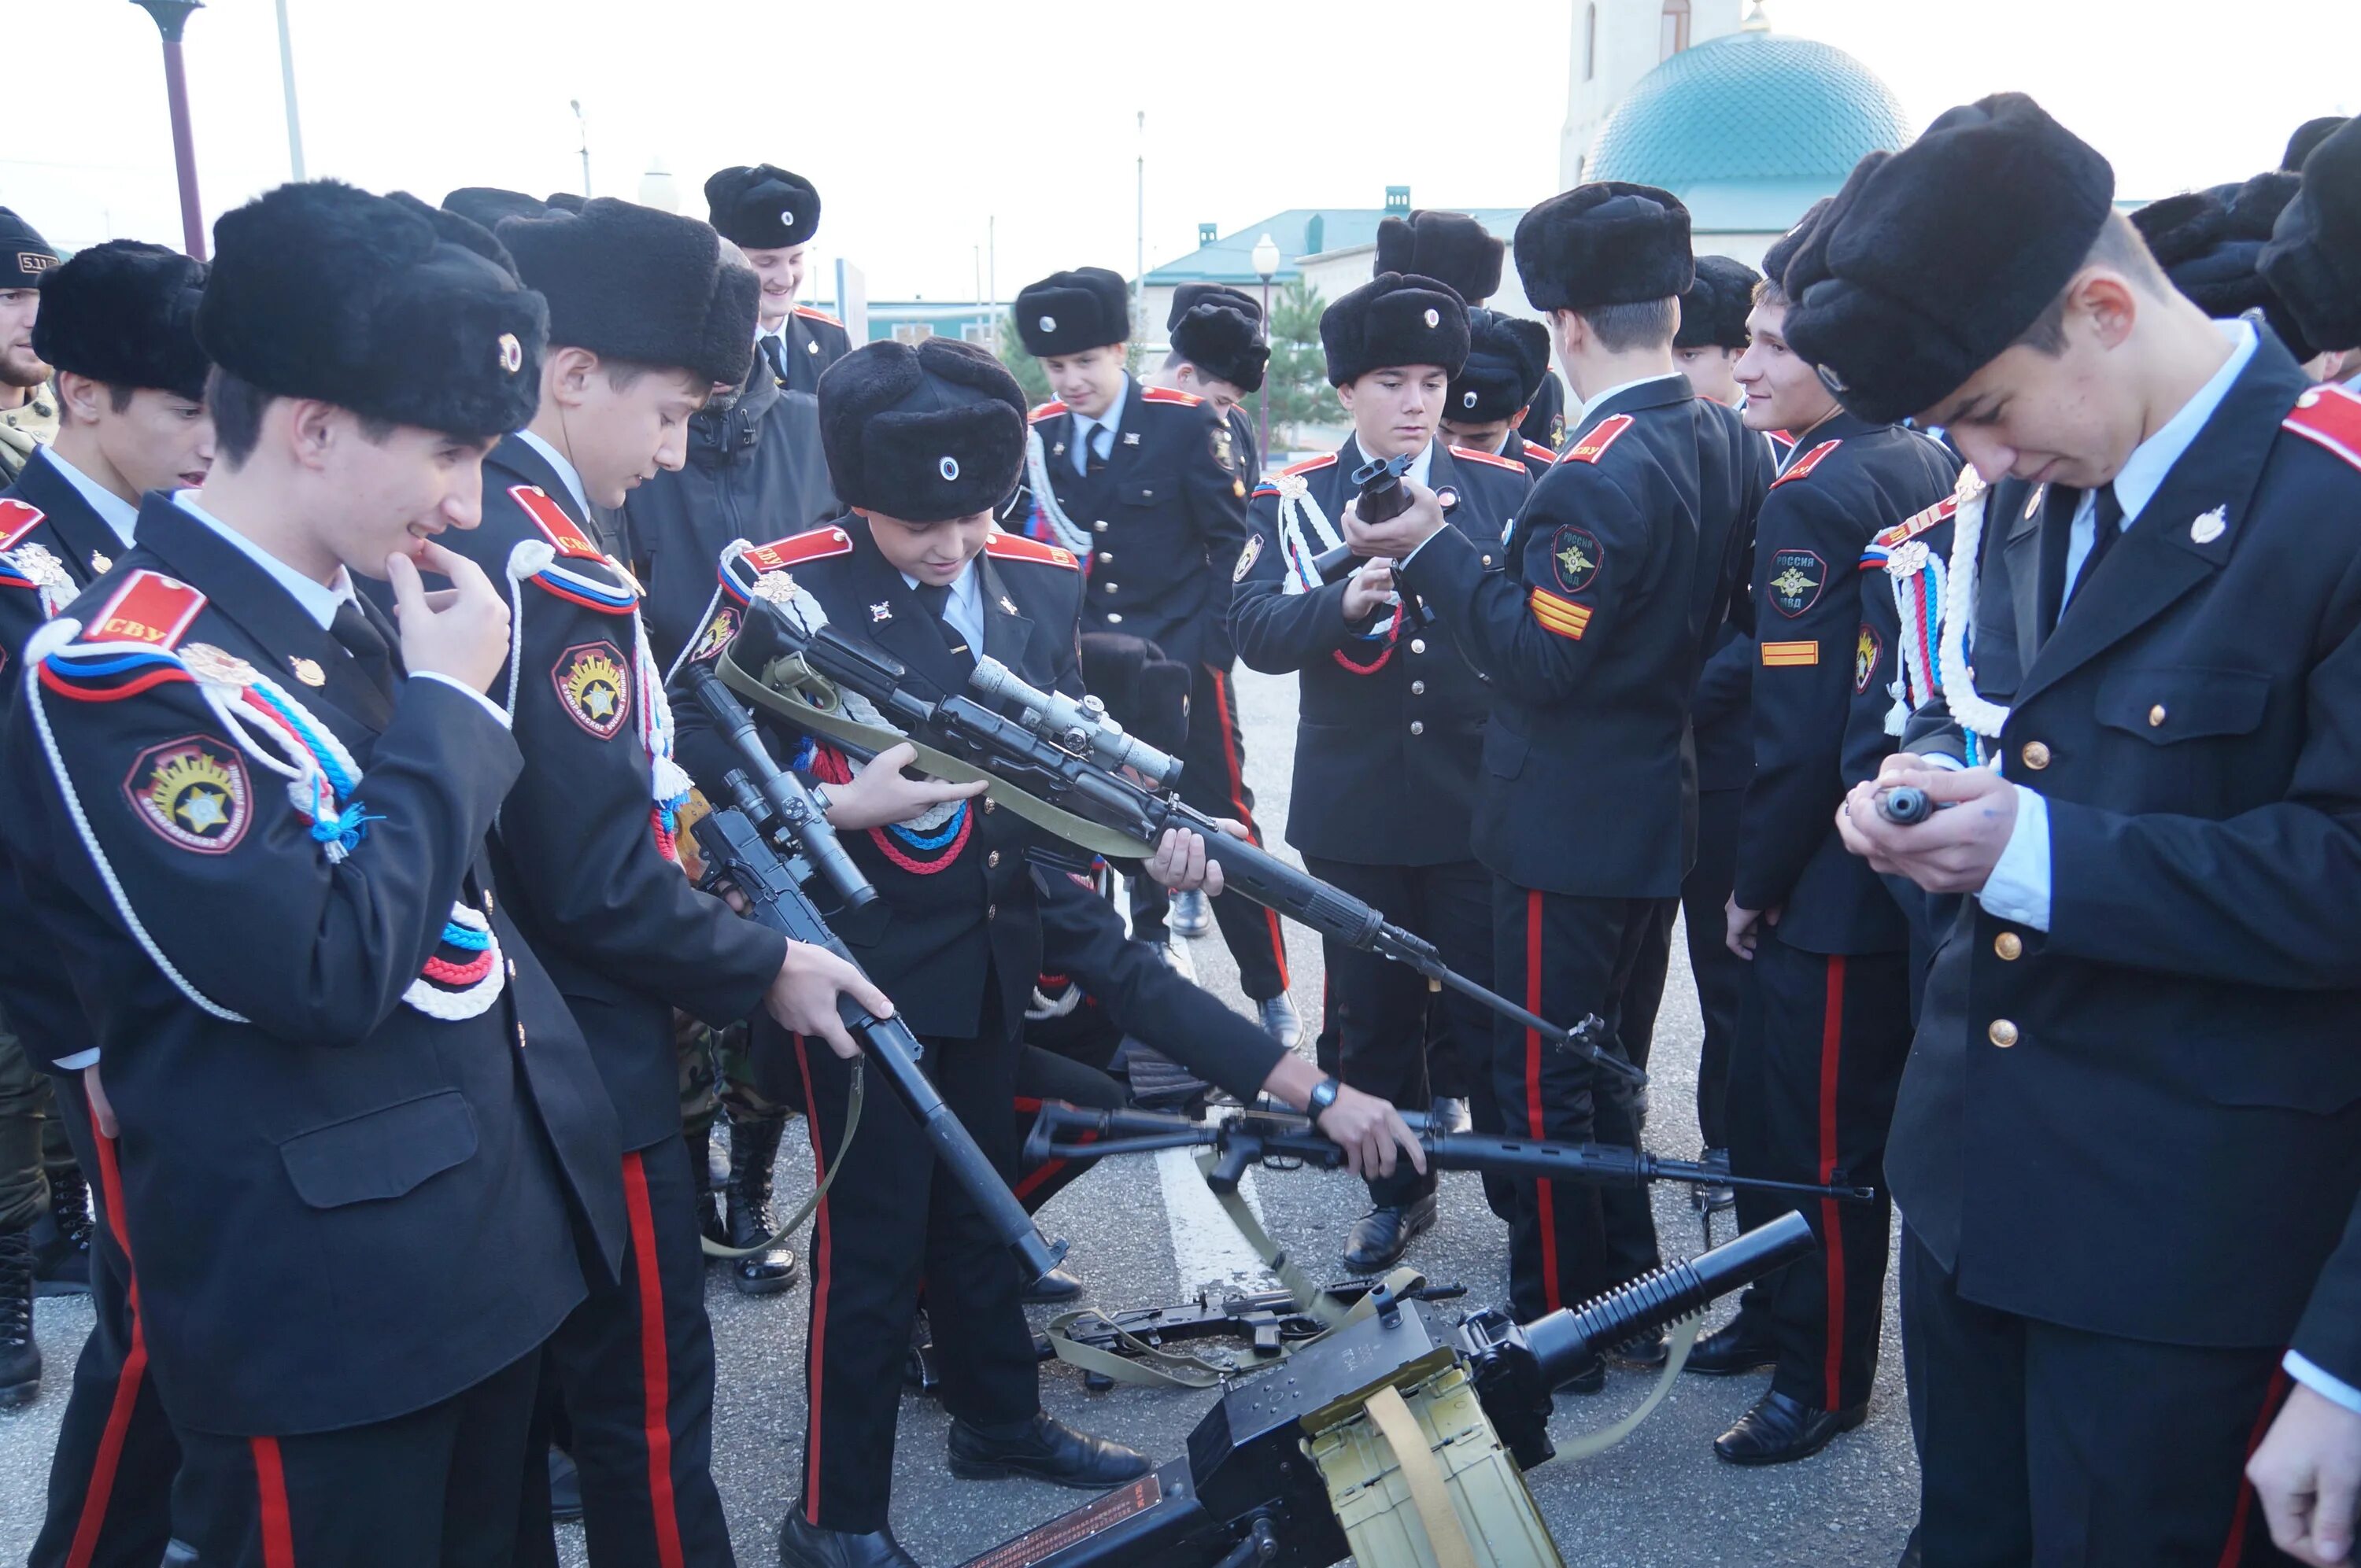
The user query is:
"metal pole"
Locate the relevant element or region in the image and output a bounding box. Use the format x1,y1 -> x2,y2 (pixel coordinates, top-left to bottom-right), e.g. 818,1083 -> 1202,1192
1133,111 -> 1144,341
571,100 -> 591,196
1258,275 -> 1272,461
274,0 -> 305,179
133,2 -> 208,260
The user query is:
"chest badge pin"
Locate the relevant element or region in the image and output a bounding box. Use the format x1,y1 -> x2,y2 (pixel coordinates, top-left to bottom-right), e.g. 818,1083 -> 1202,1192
2189,505 -> 2226,544
870,602 -> 892,624
289,655 -> 327,687
1122,431 -> 1140,447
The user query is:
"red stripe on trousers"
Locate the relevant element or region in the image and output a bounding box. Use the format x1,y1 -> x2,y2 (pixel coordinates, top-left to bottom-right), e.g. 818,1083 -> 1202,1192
2218,1366 -> 2293,1566
1206,667 -> 1289,989
1524,890 -> 1560,1312
620,1153 -> 688,1568
792,1036 -> 832,1526
66,1133 -> 147,1568
249,1437 -> 294,1568
1818,955 -> 1849,1412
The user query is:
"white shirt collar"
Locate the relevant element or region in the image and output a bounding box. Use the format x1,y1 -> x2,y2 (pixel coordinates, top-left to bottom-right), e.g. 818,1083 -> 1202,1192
35,446 -> 140,546
510,429 -> 594,518
2113,319 -> 2258,525
897,557 -> 981,607
173,493 -> 355,631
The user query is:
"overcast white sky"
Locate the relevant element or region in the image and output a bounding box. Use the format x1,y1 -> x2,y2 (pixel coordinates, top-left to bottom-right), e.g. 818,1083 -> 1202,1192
12,1 -> 2358,304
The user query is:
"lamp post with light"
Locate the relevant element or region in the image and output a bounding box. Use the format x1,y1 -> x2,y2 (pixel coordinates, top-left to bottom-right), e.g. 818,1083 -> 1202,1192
130,0 -> 207,259
1251,231 -> 1280,464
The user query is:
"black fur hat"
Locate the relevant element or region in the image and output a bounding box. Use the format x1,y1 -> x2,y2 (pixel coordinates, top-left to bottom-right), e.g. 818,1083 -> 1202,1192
1447,309 -> 1550,422
2284,117 -> 2348,174
1514,182 -> 1694,313
545,192 -> 587,213
818,338 -> 1027,522
1169,299 -> 1268,392
1168,283 -> 1260,331
1322,273 -> 1470,386
2134,175 -> 2315,361
2263,115 -> 2361,352
1760,198 -> 1831,301
389,190 -> 516,274
1374,211 -> 1504,304
33,242 -> 209,402
1014,267 -> 1131,356
0,207 -> 57,289
1675,255 -> 1761,350
1783,94 -> 2115,424
1077,632 -> 1191,755
704,164 -> 821,250
498,197 -> 754,386
442,187 -> 547,234
197,179 -> 545,441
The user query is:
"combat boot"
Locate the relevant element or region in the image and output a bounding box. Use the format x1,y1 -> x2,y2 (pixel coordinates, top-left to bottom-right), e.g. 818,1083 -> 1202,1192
723,1109 -> 800,1295
689,1124 -> 727,1252
32,1165 -> 93,1295
0,1225 -> 40,1408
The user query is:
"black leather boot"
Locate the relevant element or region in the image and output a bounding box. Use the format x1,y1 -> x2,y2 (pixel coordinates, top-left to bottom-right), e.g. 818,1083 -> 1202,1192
0,1225 -> 41,1408
31,1165 -> 92,1296
947,1411 -> 1151,1489
689,1124 -> 727,1253
1685,1310 -> 1779,1376
778,1511 -> 922,1568
724,1109 -> 800,1295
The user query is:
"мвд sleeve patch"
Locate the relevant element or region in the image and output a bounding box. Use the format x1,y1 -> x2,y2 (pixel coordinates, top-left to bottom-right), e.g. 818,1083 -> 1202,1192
1768,548 -> 1827,617
552,640 -> 631,738
1550,526 -> 1602,595
124,735 -> 251,853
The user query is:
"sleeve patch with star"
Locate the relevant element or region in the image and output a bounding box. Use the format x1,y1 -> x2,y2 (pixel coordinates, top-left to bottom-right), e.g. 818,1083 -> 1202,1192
551,640 -> 631,739
123,734 -> 252,853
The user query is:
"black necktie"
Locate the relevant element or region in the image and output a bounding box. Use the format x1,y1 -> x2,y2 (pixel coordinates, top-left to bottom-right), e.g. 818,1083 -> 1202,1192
330,598 -> 397,701
1085,424 -> 1111,478
2066,484 -> 2124,611
912,581 -> 972,663
760,334 -> 789,384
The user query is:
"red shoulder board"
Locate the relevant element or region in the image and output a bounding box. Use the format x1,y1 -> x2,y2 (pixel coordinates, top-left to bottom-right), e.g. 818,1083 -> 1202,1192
1029,400 -> 1068,424
793,304 -> 844,328
1141,386 -> 1203,408
1872,494 -> 1960,551
84,569 -> 204,648
0,498 -> 46,552
742,525 -> 854,574
1771,437 -> 1843,488
2284,385 -> 2361,470
1280,453 -> 1339,478
1522,441 -> 1557,463
1564,414 -> 1635,466
1450,445 -> 1527,474
509,485 -> 604,561
985,531 -> 1080,571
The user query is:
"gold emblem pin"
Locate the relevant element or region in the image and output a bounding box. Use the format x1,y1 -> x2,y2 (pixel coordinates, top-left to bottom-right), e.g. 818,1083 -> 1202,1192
289,655 -> 327,687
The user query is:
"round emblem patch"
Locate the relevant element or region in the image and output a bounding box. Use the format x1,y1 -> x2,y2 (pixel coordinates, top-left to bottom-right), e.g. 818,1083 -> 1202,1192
1550,526 -> 1602,595
1423,308 -> 1440,328
497,333 -> 523,374
551,640 -> 630,739
1039,314 -> 1057,333
691,606 -> 740,666
124,735 -> 250,854
1462,390 -> 1478,408
1768,548 -> 1827,618
1855,624 -> 1883,694
780,208 -> 796,228
1232,532 -> 1263,583
939,455 -> 961,481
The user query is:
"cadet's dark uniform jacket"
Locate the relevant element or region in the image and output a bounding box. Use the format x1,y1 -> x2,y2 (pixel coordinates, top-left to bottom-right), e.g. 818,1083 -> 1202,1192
439,438 -> 788,1153
1891,347 -> 2361,1348
626,369 -> 837,671
1510,435 -> 1558,484
0,498 -> 626,1435
1734,416 -> 1960,951
1398,373 -> 1772,897
671,521 -> 1085,1042
1026,379 -> 1251,671
1230,438 -> 1529,865
765,305 -> 852,397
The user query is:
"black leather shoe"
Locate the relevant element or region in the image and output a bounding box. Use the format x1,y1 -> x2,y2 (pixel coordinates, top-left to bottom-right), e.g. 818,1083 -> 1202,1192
1169,889 -> 1213,939
547,1447 -> 584,1524
1685,1314 -> 1779,1377
1713,1389 -> 1867,1465
1022,1267 -> 1084,1304
1609,1329 -> 1668,1369
1257,995 -> 1302,1050
778,1511 -> 923,1568
724,1110 -> 802,1296
947,1411 -> 1151,1489
1341,1193 -> 1436,1272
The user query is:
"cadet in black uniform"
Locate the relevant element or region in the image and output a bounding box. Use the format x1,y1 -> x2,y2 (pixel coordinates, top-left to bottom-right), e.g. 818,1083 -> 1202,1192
441,196 -> 886,1566
1437,308 -> 1557,481
667,338 -> 1418,1568
708,164 -> 852,395
1232,272 -> 1527,1270
1673,256 -> 1757,408
0,178 -> 628,1565
1355,184 -> 1771,1338
0,239 -> 210,1567
1708,231 -> 1958,1466
1809,95 -> 2361,1563
1012,267 -> 1297,1042
1376,208 -> 1567,456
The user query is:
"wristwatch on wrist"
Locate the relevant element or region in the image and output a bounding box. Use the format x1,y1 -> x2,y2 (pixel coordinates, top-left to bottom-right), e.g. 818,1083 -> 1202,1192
1306,1075 -> 1342,1117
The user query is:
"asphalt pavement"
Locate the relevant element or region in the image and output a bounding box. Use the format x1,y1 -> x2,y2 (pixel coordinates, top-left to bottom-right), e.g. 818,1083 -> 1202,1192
0,664 -> 1918,1566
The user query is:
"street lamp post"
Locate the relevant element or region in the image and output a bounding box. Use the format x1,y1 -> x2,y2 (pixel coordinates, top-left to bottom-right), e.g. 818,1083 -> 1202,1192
1251,232 -> 1280,464
571,99 -> 592,197
131,0 -> 207,260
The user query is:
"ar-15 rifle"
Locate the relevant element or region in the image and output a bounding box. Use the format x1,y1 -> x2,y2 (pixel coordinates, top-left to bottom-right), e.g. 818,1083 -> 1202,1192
1306,451 -> 1429,631
1025,1101 -> 1875,1207
685,663 -> 1065,1288
725,600 -> 1641,1086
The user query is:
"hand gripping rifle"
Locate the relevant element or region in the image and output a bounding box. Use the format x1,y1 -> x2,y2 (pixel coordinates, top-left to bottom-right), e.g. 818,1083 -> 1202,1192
1306,451 -> 1430,630
685,663 -> 1066,1288
721,599 -> 1642,1087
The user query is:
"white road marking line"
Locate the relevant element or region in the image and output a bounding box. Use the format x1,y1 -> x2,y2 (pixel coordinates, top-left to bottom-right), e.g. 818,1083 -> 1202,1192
1157,1138 -> 1277,1294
